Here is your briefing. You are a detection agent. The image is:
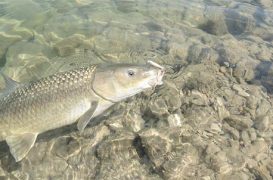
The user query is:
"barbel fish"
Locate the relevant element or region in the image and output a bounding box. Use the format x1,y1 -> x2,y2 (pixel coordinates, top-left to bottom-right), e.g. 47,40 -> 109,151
0,61 -> 165,162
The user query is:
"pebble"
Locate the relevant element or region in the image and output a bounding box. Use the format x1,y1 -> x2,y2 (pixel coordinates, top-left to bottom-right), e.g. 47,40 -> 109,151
51,136 -> 80,159
223,123 -> 240,140
232,84 -> 250,97
254,116 -> 270,131
210,123 -> 222,134
206,142 -> 221,155
241,130 -> 251,145
167,113 -> 183,127
224,115 -> 253,130
149,98 -> 169,116
248,128 -> 257,142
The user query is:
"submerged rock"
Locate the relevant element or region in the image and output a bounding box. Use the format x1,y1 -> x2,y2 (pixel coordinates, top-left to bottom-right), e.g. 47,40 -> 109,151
0,0 -> 273,179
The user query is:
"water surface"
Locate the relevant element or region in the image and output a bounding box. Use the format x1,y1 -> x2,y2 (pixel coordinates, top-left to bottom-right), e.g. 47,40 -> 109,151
0,0 -> 273,179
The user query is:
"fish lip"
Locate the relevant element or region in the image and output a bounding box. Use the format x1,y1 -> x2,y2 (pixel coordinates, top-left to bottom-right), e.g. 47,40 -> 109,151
146,60 -> 165,85
147,65 -> 165,88
147,60 -> 165,70
156,68 -> 165,85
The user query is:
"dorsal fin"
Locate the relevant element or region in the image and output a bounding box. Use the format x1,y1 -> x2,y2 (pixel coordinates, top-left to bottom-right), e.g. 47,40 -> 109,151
0,71 -> 21,98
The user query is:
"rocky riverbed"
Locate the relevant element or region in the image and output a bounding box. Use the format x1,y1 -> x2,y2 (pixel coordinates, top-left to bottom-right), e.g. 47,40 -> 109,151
0,0 -> 273,179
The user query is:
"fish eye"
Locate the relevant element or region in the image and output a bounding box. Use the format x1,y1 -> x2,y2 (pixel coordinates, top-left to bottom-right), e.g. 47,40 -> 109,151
127,69 -> 135,77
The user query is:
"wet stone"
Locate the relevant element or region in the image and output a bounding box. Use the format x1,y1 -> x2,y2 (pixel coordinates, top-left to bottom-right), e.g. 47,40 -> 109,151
199,17 -> 229,36
66,147 -> 99,179
205,142 -> 221,155
51,136 -> 80,159
209,123 -> 222,134
189,90 -> 209,106
232,84 -> 250,97
167,113 -> 183,127
256,0 -> 273,8
0,166 -> 4,177
123,110 -> 145,132
214,97 -> 230,120
248,128 -> 257,142
113,0 -> 138,13
139,128 -> 172,167
186,44 -> 214,64
161,143 -> 199,179
254,115 -> 270,131
207,151 -> 232,174
243,138 -> 269,156
218,171 -> 250,180
225,148 -> 246,171
222,123 -> 240,140
148,98 -> 169,117
97,131 -> 138,161
255,99 -> 271,117
241,130 -> 251,145
53,34 -> 92,57
224,115 -> 253,131
164,90 -> 182,112
0,0 -> 273,179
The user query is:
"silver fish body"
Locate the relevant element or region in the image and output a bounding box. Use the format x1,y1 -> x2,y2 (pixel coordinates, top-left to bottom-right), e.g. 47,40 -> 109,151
0,66 -> 110,139
0,61 -> 165,162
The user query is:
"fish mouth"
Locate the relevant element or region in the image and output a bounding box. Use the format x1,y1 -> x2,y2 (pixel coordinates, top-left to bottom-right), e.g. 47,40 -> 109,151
147,61 -> 165,87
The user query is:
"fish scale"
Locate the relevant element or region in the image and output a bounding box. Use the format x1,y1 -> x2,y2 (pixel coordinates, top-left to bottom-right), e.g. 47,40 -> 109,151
0,65 -> 97,133
0,61 -> 165,162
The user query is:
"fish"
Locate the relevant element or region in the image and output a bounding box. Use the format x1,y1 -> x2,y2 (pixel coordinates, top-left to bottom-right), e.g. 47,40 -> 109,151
0,60 -> 165,162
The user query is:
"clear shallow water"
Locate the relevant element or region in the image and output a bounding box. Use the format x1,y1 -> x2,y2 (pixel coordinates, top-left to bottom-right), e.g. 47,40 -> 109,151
0,0 -> 273,179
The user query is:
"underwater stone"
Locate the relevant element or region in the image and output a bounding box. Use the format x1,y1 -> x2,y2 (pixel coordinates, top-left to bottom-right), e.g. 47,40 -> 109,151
210,123 -> 222,134
241,130 -> 251,145
96,131 -> 161,179
189,90 -> 209,106
0,32 -> 22,62
232,58 -> 259,81
139,128 -> 172,167
113,0 -> 138,13
218,171 -> 250,180
232,84 -> 250,97
223,123 -> 240,140
248,128 -> 257,142
3,54 -> 51,82
167,113 -> 183,127
51,136 -> 80,159
255,99 -> 271,117
186,44 -> 205,64
161,143 -> 199,179
243,138 -> 269,157
225,148 -> 246,171
254,115 -> 270,132
224,115 -> 253,131
205,142 -> 221,155
164,92 -> 182,112
123,109 -> 145,132
148,98 -> 169,116
0,165 -> 5,176
66,147 -> 98,179
215,97 -> 230,120
97,131 -> 137,161
199,18 -> 229,36
208,151 -> 232,174
53,34 -> 92,57
168,42 -> 189,64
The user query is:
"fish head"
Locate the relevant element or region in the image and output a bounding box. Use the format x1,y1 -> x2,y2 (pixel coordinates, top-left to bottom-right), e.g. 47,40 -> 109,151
92,61 -> 165,102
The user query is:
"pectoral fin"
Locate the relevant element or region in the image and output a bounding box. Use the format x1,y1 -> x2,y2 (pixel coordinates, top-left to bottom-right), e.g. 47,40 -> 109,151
6,133 -> 38,162
77,101 -> 98,132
